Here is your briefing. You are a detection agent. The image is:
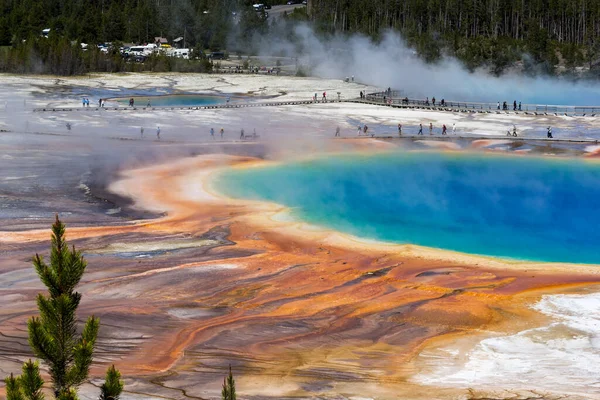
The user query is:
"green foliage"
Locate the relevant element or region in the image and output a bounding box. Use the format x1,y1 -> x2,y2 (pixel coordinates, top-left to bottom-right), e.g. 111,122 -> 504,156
99,365 -> 124,400
6,374 -> 25,400
19,361 -> 45,400
5,361 -> 45,400
221,366 -> 236,400
4,216 -> 124,400
27,216 -> 96,397
0,0 -> 598,73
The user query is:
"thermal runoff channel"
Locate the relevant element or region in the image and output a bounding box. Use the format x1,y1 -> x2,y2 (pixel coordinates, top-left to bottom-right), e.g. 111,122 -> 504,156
216,152 -> 600,264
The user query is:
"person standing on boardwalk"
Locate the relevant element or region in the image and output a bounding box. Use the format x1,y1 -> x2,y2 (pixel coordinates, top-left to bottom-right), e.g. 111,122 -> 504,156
513,100 -> 517,111
442,124 -> 447,135
240,128 -> 245,140
220,127 -> 224,139
418,123 -> 423,135
513,125 -> 517,137
429,122 -> 433,135
156,126 -> 161,139
547,126 -> 553,138
518,102 -> 522,111
398,123 -> 402,136
497,102 -> 500,110
452,123 -> 456,134
363,125 -> 369,136
357,125 -> 362,135
335,126 -> 340,137
210,127 -> 215,139
322,92 -> 327,102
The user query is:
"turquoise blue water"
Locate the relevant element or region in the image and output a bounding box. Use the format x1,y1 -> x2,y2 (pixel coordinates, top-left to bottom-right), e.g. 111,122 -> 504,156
216,152 -> 600,264
114,94 -> 224,107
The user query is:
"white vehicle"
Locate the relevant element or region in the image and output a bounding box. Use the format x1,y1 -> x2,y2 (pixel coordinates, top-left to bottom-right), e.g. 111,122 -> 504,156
170,48 -> 191,59
126,44 -> 157,57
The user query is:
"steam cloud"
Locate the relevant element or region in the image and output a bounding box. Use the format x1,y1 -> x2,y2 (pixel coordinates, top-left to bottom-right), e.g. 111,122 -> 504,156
254,24 -> 600,106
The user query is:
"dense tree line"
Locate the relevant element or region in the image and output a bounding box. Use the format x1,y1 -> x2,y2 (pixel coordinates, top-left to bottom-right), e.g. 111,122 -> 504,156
309,0 -> 600,74
0,0 -> 599,75
310,0 -> 600,44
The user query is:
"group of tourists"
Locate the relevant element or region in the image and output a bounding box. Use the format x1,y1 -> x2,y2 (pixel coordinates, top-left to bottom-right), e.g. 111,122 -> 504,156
139,126 -> 160,139
415,122 -> 456,136
239,128 -> 259,140
209,127 -> 226,139
346,122 -> 458,137
424,97 -> 447,107
499,100 -> 522,111
314,92 -> 327,102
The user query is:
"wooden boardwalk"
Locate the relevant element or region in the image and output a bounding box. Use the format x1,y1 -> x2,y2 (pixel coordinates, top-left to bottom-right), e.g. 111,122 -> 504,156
348,99 -> 600,117
342,134 -> 600,144
32,99 -> 342,112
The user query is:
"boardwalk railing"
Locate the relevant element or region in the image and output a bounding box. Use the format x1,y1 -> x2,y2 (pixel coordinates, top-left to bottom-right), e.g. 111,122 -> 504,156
33,99 -> 343,112
365,91 -> 600,115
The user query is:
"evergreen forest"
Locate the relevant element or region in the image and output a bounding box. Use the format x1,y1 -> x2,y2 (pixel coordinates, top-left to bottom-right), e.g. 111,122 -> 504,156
0,0 -> 598,75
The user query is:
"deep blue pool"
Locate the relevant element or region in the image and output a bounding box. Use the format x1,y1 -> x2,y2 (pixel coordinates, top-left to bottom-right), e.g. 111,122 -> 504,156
216,152 -> 600,264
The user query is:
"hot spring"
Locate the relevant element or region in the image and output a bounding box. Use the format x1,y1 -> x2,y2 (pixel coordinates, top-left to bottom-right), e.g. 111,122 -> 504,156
216,152 -> 600,264
111,94 -> 226,107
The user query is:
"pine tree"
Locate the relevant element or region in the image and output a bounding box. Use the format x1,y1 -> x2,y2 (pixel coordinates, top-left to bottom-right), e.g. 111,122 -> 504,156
99,365 -> 124,400
221,365 -> 236,400
5,360 -> 44,400
4,216 -> 124,400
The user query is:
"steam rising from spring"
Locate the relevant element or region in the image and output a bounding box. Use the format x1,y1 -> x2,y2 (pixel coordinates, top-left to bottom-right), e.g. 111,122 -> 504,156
257,25 -> 600,106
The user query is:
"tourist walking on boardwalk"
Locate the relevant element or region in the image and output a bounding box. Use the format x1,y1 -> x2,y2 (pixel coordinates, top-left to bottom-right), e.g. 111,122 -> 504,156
547,126 -> 553,138
363,125 -> 369,136
452,123 -> 456,134
426,97 -> 429,105
432,97 -> 436,106
82,98 -> 86,108
497,101 -> 500,110
513,100 -> 517,111
429,123 -> 433,135
322,92 -> 327,102
335,126 -> 340,137
129,98 -> 135,107
398,123 -> 402,136
220,127 -> 224,139
357,125 -> 362,135
156,126 -> 161,139
442,124 -> 447,135
147,99 -> 151,108
513,125 -> 517,137
418,123 -> 423,135
360,91 -> 364,99
240,128 -> 245,139
210,128 -> 215,139
140,127 -> 144,138
518,102 -> 522,111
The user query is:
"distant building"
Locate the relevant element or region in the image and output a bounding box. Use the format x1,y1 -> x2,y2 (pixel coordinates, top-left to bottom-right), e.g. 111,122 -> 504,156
173,37 -> 184,48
